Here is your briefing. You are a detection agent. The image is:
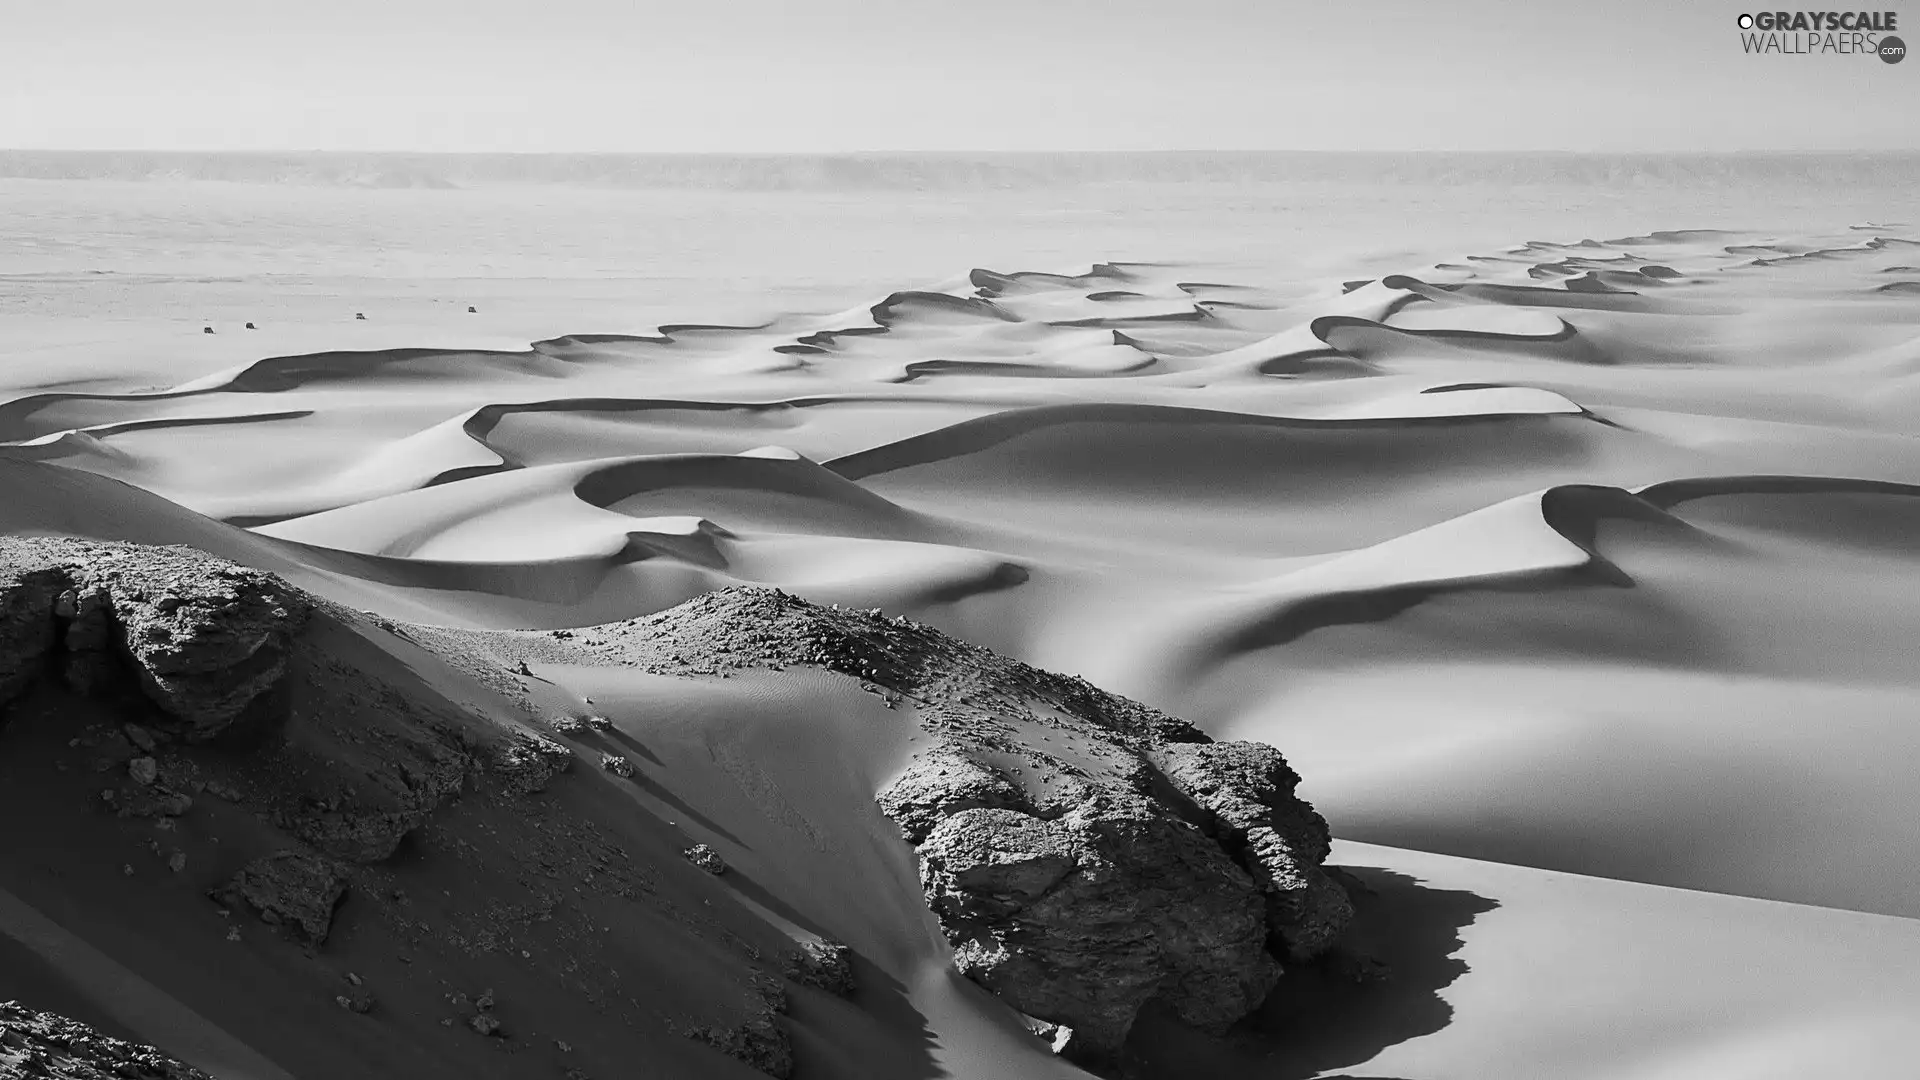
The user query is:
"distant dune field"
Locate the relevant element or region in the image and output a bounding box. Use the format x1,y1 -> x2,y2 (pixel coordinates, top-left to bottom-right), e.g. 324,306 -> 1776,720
2,158 -> 1919,1078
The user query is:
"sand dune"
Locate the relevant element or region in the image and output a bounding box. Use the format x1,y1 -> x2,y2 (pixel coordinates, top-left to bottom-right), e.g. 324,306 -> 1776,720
6,211 -> 1920,1079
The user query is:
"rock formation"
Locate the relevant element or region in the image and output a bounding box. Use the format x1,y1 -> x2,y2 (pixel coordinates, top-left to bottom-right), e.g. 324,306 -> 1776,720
573,586 -> 1354,1064
0,537 -> 309,739
211,850 -> 350,943
887,738 -> 1351,1061
781,939 -> 856,996
488,730 -> 575,795
0,1000 -> 214,1079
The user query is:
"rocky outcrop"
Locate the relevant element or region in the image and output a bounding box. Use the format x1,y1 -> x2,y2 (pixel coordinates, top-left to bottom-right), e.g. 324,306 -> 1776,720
0,537 -> 561,870
487,731 -> 574,795
518,585 -> 1353,1063
0,537 -> 310,740
916,797 -> 1279,1056
687,1016 -> 791,1080
210,851 -> 348,944
0,1000 -> 213,1079
876,746 -> 1026,844
781,939 -> 856,996
885,733 -> 1351,1061
0,557 -> 64,704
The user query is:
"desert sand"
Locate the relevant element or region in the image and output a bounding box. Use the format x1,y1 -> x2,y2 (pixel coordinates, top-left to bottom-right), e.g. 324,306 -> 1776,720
2,160 -> 1919,1079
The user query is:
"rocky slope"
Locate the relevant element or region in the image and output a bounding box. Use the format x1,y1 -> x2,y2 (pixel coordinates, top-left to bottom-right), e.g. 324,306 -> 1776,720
0,1001 -> 214,1079
1,543 -> 1350,1075
0,540 -> 838,1079
482,587 -> 1354,1063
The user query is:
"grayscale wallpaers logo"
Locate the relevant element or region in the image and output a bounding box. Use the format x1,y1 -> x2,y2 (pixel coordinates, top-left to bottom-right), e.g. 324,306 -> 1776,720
1737,10 -> 1904,61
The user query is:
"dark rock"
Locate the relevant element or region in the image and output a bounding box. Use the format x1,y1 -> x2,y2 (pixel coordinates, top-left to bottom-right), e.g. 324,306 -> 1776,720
288,807 -> 429,863
781,939 -> 856,996
210,851 -> 348,944
466,1013 -> 502,1037
0,558 -> 63,705
916,798 -> 1277,1058
687,1016 -> 791,1079
488,731 -> 574,795
114,784 -> 193,819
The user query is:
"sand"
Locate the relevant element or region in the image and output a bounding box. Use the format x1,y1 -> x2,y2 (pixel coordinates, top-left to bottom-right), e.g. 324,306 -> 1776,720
2,163 -> 1919,1078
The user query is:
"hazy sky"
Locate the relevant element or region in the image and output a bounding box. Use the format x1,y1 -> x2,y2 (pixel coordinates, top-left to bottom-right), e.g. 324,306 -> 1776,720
2,0 -> 1914,152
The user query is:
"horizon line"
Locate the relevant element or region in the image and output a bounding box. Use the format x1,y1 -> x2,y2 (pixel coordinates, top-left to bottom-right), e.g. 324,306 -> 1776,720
5,147 -> 1919,157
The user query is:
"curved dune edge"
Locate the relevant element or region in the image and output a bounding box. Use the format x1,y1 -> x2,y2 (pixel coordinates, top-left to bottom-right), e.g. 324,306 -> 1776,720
1168,475 -> 1920,675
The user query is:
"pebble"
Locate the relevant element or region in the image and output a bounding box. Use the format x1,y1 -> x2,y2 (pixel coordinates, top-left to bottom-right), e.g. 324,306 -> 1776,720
467,1014 -> 502,1037
128,757 -> 158,786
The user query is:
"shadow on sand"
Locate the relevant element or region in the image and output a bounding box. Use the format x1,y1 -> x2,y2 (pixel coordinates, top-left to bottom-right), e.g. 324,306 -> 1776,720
1119,864 -> 1498,1080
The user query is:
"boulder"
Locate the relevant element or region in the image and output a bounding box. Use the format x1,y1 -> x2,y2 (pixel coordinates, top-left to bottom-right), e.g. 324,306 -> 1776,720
683,844 -> 726,875
488,731 -> 574,795
80,549 -> 310,739
916,798 -> 1278,1057
879,733 -> 1350,1061
211,851 -> 348,944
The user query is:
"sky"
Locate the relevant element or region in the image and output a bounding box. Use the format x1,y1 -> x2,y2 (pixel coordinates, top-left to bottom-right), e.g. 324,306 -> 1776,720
1,0 -> 1914,152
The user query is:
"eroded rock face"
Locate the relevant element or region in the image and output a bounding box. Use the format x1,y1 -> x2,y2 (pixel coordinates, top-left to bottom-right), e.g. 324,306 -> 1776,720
881,733 -> 1351,1060
1152,741 -> 1354,961
0,559 -> 63,703
0,1000 -> 213,1079
918,798 -> 1279,1056
0,537 -> 310,740
211,850 -> 348,944
876,747 -> 1027,844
